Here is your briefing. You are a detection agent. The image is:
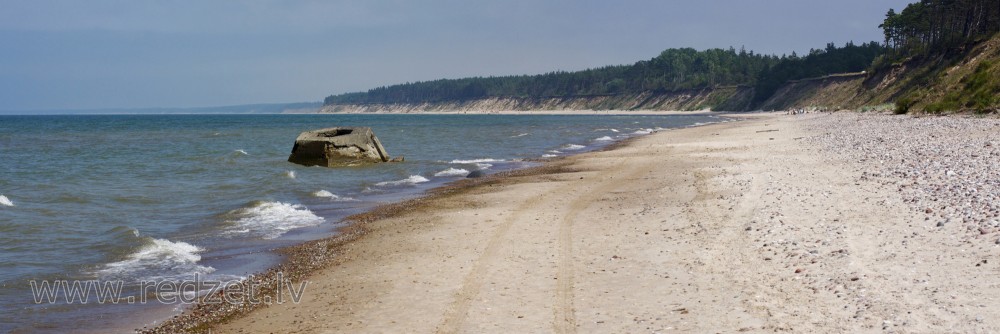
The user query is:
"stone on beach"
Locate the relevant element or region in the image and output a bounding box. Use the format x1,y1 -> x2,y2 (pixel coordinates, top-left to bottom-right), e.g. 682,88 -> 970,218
287,127 -> 393,167
807,112 -> 1000,240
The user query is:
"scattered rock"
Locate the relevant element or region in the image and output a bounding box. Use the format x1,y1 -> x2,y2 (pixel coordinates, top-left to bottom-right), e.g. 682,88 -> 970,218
806,113 -> 1000,244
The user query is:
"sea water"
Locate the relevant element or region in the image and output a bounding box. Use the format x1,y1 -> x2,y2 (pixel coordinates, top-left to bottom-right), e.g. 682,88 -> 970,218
0,113 -> 722,332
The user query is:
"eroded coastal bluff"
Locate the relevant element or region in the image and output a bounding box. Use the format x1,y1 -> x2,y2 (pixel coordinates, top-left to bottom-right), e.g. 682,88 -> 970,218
147,111 -> 1000,333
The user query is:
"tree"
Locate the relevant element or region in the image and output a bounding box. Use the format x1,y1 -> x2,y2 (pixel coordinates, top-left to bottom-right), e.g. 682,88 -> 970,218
879,0 -> 1000,59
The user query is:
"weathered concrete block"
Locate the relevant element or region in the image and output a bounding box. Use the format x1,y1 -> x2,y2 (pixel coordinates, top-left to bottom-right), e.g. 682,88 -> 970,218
288,127 -> 391,167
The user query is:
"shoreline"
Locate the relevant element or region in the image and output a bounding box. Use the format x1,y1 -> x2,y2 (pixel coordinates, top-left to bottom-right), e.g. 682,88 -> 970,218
145,111 -> 1000,333
136,117 -> 703,333
294,109 -> 721,116
138,157 -> 620,333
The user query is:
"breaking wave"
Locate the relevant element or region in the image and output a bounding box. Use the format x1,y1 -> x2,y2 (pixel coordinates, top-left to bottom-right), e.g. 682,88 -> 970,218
95,237 -> 214,282
312,190 -> 357,201
223,201 -> 324,239
0,195 -> 13,207
375,175 -> 430,187
450,158 -> 505,170
449,158 -> 505,164
434,168 -> 470,177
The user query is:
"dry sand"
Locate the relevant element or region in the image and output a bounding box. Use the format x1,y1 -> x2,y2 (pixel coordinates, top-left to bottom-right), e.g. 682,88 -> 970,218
210,112 -> 1000,333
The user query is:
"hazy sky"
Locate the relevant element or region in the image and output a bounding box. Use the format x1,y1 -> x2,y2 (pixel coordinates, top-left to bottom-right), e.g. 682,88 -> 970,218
1,0 -> 914,111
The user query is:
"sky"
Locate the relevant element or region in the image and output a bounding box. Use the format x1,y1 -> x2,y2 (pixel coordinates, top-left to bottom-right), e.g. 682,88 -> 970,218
0,0 -> 915,111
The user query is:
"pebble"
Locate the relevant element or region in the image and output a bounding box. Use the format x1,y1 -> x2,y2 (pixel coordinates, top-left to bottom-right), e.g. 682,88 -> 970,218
807,113 -> 1000,241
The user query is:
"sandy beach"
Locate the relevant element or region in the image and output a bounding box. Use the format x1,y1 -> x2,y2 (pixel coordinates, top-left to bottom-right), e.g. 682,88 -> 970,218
162,111 -> 1000,333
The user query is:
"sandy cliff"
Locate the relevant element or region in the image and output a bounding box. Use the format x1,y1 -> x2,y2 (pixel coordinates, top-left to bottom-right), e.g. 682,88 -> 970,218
320,87 -> 754,113
317,35 -> 1000,114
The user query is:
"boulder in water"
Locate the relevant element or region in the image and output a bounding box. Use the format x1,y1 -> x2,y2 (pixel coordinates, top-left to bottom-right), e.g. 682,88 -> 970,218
288,127 -> 394,167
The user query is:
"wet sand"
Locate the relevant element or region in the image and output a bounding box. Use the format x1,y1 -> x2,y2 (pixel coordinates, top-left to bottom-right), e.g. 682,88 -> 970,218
151,111 -> 1000,333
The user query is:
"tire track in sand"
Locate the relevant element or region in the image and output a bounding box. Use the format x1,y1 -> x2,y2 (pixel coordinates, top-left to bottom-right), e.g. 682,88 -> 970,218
436,182 -> 569,334
554,162 -> 647,334
436,160 -> 643,334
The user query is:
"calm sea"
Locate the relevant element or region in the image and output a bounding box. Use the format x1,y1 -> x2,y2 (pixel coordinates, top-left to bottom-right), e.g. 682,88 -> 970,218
0,113 -> 722,332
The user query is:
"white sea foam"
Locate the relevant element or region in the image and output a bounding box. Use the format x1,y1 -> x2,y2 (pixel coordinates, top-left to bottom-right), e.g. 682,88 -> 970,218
548,150 -> 563,154
450,158 -> 505,164
610,129 -> 620,133
563,144 -> 586,150
96,238 -> 215,281
375,175 -> 430,187
313,190 -> 335,198
234,149 -> 248,155
225,201 -> 324,239
512,133 -> 529,138
594,136 -> 614,141
285,170 -> 296,179
542,154 -> 558,158
0,195 -> 13,207
450,158 -> 505,170
434,168 -> 470,177
312,190 -> 357,201
633,129 -> 654,135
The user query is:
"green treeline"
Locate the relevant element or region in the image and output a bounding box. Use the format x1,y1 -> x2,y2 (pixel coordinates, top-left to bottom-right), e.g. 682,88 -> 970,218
879,0 -> 1000,58
327,0 -> 1000,110
755,42 -> 885,103
324,44 -> 884,108
325,48 -> 781,105
878,0 -> 1000,113
323,1 -> 999,111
